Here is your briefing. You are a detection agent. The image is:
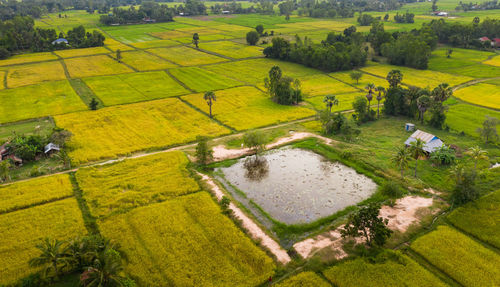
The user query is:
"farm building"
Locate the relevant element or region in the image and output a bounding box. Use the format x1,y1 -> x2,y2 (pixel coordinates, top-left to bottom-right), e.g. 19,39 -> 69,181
0,143 -> 22,165
404,130 -> 444,153
44,143 -> 60,155
51,38 -> 68,45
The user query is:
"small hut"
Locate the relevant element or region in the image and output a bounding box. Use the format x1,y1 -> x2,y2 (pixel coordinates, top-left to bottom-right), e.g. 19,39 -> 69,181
44,143 -> 60,155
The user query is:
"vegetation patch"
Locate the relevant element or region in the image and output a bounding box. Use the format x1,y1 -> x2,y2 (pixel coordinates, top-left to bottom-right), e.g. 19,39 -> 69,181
182,86 -> 315,130
147,46 -> 228,66
119,50 -> 178,71
101,24 -> 166,43
148,30 -> 189,40
453,83 -> 500,109
300,74 -> 358,97
76,151 -> 200,219
99,192 -> 275,286
64,55 -> 133,78
54,98 -> 230,164
84,71 -> 188,106
103,37 -> 134,52
53,46 -> 110,58
330,71 -> 388,89
0,198 -> 86,285
448,190 -> 500,249
446,103 -> 500,137
0,174 -> 73,214
444,63 -> 500,78
411,225 -> 500,286
276,272 -> 331,286
0,80 -> 87,124
200,40 -> 263,59
169,66 -> 242,92
484,55 -> 500,67
323,251 -> 446,287
7,61 -> 66,88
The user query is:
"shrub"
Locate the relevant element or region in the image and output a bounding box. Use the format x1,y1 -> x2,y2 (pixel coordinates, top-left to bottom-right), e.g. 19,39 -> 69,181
430,145 -> 456,166
380,181 -> 404,198
246,31 -> 260,46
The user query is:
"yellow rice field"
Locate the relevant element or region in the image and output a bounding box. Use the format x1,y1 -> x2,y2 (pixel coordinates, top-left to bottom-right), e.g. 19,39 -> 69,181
299,74 -> 359,97
0,52 -> 58,67
453,83 -> 500,109
182,86 -> 315,130
64,55 -> 133,78
483,55 -> 500,67
119,50 -> 178,71
76,151 -> 199,218
0,198 -> 86,285
330,70 -> 389,89
99,192 -> 275,287
54,47 -> 110,58
54,98 -> 230,164
148,46 -> 228,66
7,61 -> 66,88
276,272 -> 331,287
199,41 -> 263,59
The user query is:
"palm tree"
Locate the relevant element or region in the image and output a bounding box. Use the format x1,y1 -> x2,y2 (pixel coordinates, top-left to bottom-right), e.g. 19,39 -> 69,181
465,146 -> 488,170
375,86 -> 385,118
432,83 -> 453,103
80,249 -> 127,287
365,83 -> 376,112
393,146 -> 411,177
204,91 -> 216,118
417,95 -> 431,124
323,95 -> 339,114
409,138 -> 426,178
29,238 -> 71,280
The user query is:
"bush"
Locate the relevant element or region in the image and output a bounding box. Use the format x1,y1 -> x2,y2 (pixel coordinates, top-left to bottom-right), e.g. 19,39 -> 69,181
0,48 -> 11,59
379,181 -> 404,198
430,145 -> 455,166
246,31 -> 260,45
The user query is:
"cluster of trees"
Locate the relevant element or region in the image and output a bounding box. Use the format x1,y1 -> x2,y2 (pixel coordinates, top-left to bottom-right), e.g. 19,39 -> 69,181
99,3 -> 175,24
263,29 -> 367,72
393,11 -> 414,23
317,95 -> 360,139
0,0 -> 53,20
0,17 -> 105,58
176,0 -> 207,16
264,66 -> 303,105
296,0 -> 402,19
358,13 -> 377,26
210,2 -> 256,14
425,18 -> 500,49
4,129 -> 71,162
21,236 -> 134,286
456,0 -> 500,11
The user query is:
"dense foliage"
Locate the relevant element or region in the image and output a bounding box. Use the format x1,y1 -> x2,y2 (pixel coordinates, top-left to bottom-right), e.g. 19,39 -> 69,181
264,65 -> 303,105
99,3 -> 175,25
341,203 -> 392,246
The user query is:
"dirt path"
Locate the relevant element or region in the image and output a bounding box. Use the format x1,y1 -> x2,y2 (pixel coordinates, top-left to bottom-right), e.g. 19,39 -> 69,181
198,172 -> 292,264
213,131 -> 334,161
293,195 -> 435,260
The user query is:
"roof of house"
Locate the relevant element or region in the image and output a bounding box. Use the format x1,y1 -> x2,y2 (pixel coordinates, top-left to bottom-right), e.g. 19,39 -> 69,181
404,130 -> 444,153
44,143 -> 60,153
52,38 -> 68,44
479,36 -> 491,41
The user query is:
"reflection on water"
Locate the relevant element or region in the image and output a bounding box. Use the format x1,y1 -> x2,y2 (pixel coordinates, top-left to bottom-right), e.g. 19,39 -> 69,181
220,148 -> 377,225
243,156 -> 269,181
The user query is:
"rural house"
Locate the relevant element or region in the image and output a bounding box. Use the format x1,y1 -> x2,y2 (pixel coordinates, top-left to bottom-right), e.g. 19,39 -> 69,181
44,143 -> 60,155
404,130 -> 444,153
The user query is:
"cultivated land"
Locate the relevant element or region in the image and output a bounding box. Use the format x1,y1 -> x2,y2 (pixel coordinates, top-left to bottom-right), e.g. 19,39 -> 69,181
1,3 -> 500,286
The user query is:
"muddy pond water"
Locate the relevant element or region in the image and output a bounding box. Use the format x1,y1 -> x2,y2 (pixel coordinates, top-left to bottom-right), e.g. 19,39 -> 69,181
220,147 -> 377,225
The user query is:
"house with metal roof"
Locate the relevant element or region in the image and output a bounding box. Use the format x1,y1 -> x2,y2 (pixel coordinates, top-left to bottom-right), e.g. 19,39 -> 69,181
44,143 -> 60,155
404,130 -> 444,153
51,38 -> 69,45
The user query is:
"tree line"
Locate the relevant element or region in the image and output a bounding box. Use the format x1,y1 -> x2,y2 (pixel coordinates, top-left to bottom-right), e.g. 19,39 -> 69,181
0,17 -> 105,59
99,3 -> 176,25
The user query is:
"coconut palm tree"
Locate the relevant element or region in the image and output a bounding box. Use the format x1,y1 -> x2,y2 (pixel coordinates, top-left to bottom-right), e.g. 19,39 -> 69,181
393,146 -> 411,177
204,91 -> 216,118
375,86 -> 385,118
29,238 -> 71,280
80,249 -> 127,287
323,95 -> 339,114
465,146 -> 488,170
365,83 -> 376,112
409,138 -> 426,178
417,95 -> 431,124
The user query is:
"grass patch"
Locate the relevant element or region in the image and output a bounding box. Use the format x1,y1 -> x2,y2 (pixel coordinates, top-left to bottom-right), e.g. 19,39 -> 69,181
148,46 -> 228,66
7,61 -> 66,88
300,74 -> 358,97
83,71 -> 189,106
0,80 -> 87,124
119,50 -> 178,71
0,118 -> 54,143
99,192 -> 275,286
446,103 -> 500,137
181,86 -> 315,130
411,225 -> 500,286
0,198 -> 87,285
443,63 -> 500,78
276,272 -> 331,287
54,47 -> 110,58
101,24 -> 167,43
330,70 -> 388,90
64,55 -> 133,78
305,92 -> 365,111
453,83 -> 500,109
199,41 -> 263,59
169,66 -> 242,92
447,190 -> 500,249
76,151 -> 200,219
54,98 -> 230,164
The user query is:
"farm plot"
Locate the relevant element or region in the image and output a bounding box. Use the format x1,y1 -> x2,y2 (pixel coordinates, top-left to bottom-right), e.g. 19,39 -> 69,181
484,55 -> 500,67
411,225 -> 500,287
448,190 -> 500,249
330,71 -> 388,89
212,14 -> 314,28
0,52 -> 58,66
0,71 -> 5,89
202,58 -> 321,85
7,61 -> 66,88
446,103 -> 500,137
300,74 -> 358,97
0,80 -> 87,124
276,272 -> 331,287
453,83 -> 500,109
119,50 -> 178,71
65,55 -> 133,78
0,174 -> 73,214
148,30 -> 190,40
77,151 -> 199,219
101,24 -> 166,43
0,198 -> 86,285
428,47 -> 495,71
130,39 -> 180,49
361,63 -> 473,88
174,33 -> 233,44
103,37 -> 134,52
148,46 -> 228,66
54,46 -> 110,58
169,67 -> 242,92
323,251 -> 446,287
99,192 -> 275,287
54,98 -> 230,164
199,41 -> 263,59
305,92 -> 366,111
212,24 -> 253,38
84,71 -> 188,105
445,63 -> 500,78
182,86 -> 315,130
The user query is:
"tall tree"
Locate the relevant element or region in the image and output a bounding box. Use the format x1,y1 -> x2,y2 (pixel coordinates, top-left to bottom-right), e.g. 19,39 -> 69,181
192,33 -> 199,48
375,86 -> 385,118
80,249 -> 128,287
477,116 -> 499,144
417,95 -> 431,123
392,146 -> 411,177
341,203 -> 392,247
386,70 -> 403,88
349,71 -> 363,84
29,238 -> 71,280
204,91 -> 216,118
323,95 -> 339,114
431,83 -> 452,103
195,136 -> 213,165
365,83 -> 376,111
409,138 -> 426,177
465,146 -> 488,170
243,130 -> 266,156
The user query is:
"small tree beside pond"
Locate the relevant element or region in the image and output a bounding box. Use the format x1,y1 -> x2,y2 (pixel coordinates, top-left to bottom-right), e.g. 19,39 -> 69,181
341,203 -> 392,247
243,130 -> 266,155
195,136 -> 213,166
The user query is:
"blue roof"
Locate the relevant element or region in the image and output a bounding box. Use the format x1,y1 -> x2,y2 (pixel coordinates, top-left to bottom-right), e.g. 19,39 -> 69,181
52,38 -> 68,44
